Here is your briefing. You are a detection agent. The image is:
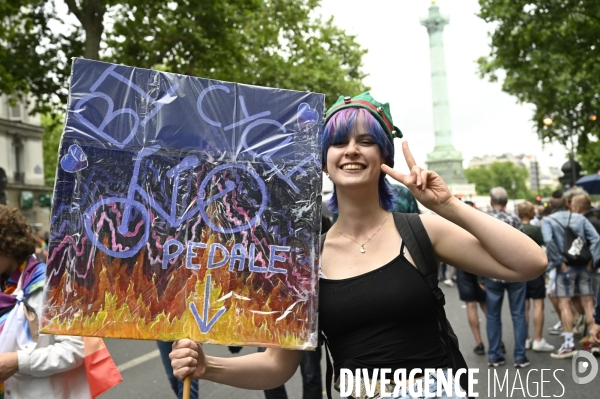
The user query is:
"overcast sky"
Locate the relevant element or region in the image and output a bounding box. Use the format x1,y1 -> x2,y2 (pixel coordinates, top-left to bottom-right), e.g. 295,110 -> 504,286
317,0 -> 567,175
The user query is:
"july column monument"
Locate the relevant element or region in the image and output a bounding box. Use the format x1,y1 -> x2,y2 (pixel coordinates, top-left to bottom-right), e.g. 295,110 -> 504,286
421,1 -> 474,196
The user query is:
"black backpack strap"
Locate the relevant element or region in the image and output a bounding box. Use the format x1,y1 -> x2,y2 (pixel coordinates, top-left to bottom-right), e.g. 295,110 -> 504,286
393,212 -> 471,396
393,212 -> 443,304
320,331 -> 335,399
549,215 -> 566,230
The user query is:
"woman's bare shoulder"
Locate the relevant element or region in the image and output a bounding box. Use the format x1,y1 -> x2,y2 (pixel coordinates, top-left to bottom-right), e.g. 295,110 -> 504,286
418,213 -> 456,245
418,213 -> 445,228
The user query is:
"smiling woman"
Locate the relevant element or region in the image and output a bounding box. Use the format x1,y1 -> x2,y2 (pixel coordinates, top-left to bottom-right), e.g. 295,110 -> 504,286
322,103 -> 396,213
170,92 -> 548,399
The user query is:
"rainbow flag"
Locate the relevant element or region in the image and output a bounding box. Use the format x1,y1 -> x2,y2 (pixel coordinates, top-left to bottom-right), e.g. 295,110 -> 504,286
84,337 -> 123,398
0,256 -> 122,397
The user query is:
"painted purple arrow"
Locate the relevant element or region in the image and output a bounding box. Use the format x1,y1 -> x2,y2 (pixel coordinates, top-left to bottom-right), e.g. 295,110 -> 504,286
189,274 -> 227,334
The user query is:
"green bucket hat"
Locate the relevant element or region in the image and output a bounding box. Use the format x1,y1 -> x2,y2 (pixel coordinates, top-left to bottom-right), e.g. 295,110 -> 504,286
324,92 -> 403,142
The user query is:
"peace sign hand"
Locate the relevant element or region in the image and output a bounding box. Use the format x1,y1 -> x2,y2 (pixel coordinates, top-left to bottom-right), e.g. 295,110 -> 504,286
381,141 -> 454,212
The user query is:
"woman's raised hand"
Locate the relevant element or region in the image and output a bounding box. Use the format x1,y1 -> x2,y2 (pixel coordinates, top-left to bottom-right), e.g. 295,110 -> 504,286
382,141 -> 454,211
170,339 -> 206,381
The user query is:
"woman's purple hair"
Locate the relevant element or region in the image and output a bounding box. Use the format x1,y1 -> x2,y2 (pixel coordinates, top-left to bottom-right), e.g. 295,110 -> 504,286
321,108 -> 395,212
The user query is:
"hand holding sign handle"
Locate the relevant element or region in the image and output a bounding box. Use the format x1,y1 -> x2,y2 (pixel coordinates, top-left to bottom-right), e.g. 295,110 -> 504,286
170,339 -> 205,399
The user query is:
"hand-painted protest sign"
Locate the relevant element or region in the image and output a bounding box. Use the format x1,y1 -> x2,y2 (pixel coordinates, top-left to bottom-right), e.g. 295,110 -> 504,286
41,58 -> 324,349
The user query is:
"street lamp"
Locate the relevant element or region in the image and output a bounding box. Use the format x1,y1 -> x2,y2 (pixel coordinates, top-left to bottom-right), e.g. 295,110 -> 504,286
543,111 -> 597,189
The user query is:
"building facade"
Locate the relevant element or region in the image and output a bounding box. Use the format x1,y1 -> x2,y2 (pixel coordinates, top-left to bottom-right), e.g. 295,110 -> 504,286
0,95 -> 53,232
468,153 -> 561,190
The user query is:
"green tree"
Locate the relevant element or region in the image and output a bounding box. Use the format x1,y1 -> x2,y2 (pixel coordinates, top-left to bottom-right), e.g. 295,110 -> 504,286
463,166 -> 493,195
477,0 -> 600,173
41,114 -> 64,187
0,1 -> 80,112
109,0 -> 367,102
1,0 -> 367,113
465,161 -> 530,198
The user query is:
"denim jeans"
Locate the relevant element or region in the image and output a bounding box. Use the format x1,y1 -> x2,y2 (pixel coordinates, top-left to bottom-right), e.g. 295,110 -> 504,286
157,340 -> 199,399
484,279 -> 527,362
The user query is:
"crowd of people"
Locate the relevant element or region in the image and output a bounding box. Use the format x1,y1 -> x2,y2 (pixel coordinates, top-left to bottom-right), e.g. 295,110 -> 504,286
444,186 -> 600,367
2,92 -> 600,399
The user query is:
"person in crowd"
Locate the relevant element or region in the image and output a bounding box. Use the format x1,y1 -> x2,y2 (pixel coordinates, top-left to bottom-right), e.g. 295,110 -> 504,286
541,192 -> 600,358
517,201 -> 554,352
389,184 -> 420,214
439,261 -> 447,283
571,194 -> 600,235
484,187 -> 530,368
440,262 -> 456,287
0,205 -> 92,398
589,283 -> 600,352
456,268 -> 487,355
564,186 -> 588,211
455,200 -> 487,355
530,205 -> 545,227
170,92 -> 546,398
542,205 -> 553,218
544,192 -> 564,336
33,229 -> 48,262
570,193 -> 600,353
572,193 -> 600,291
563,188 -> 591,334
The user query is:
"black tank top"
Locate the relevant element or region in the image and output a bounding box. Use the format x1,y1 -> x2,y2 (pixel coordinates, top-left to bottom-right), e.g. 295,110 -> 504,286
319,253 -> 448,377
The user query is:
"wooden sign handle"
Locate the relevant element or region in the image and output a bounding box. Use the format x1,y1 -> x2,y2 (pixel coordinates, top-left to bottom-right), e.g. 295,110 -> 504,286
183,375 -> 191,399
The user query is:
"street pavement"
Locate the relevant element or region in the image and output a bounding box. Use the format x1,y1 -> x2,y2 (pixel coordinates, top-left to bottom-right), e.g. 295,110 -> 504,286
101,283 -> 600,399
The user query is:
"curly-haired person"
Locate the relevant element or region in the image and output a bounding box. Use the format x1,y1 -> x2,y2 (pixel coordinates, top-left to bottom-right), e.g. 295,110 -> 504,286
0,205 -> 91,398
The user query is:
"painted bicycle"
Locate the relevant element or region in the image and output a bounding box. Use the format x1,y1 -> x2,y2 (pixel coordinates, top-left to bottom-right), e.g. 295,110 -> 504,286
83,145 -> 268,258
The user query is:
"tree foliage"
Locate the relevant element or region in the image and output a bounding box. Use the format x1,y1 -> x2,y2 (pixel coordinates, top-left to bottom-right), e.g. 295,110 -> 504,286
465,161 -> 530,198
1,0 -> 369,185
477,0 -> 600,173
109,0 -> 367,99
1,0 -> 368,113
0,1 -> 80,112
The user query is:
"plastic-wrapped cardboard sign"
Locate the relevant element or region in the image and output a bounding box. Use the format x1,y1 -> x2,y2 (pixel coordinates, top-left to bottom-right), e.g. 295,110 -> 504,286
41,58 -> 324,349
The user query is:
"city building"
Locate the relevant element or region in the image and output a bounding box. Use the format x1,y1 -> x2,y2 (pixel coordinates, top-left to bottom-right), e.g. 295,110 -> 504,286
0,94 -> 53,232
468,153 -> 561,190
